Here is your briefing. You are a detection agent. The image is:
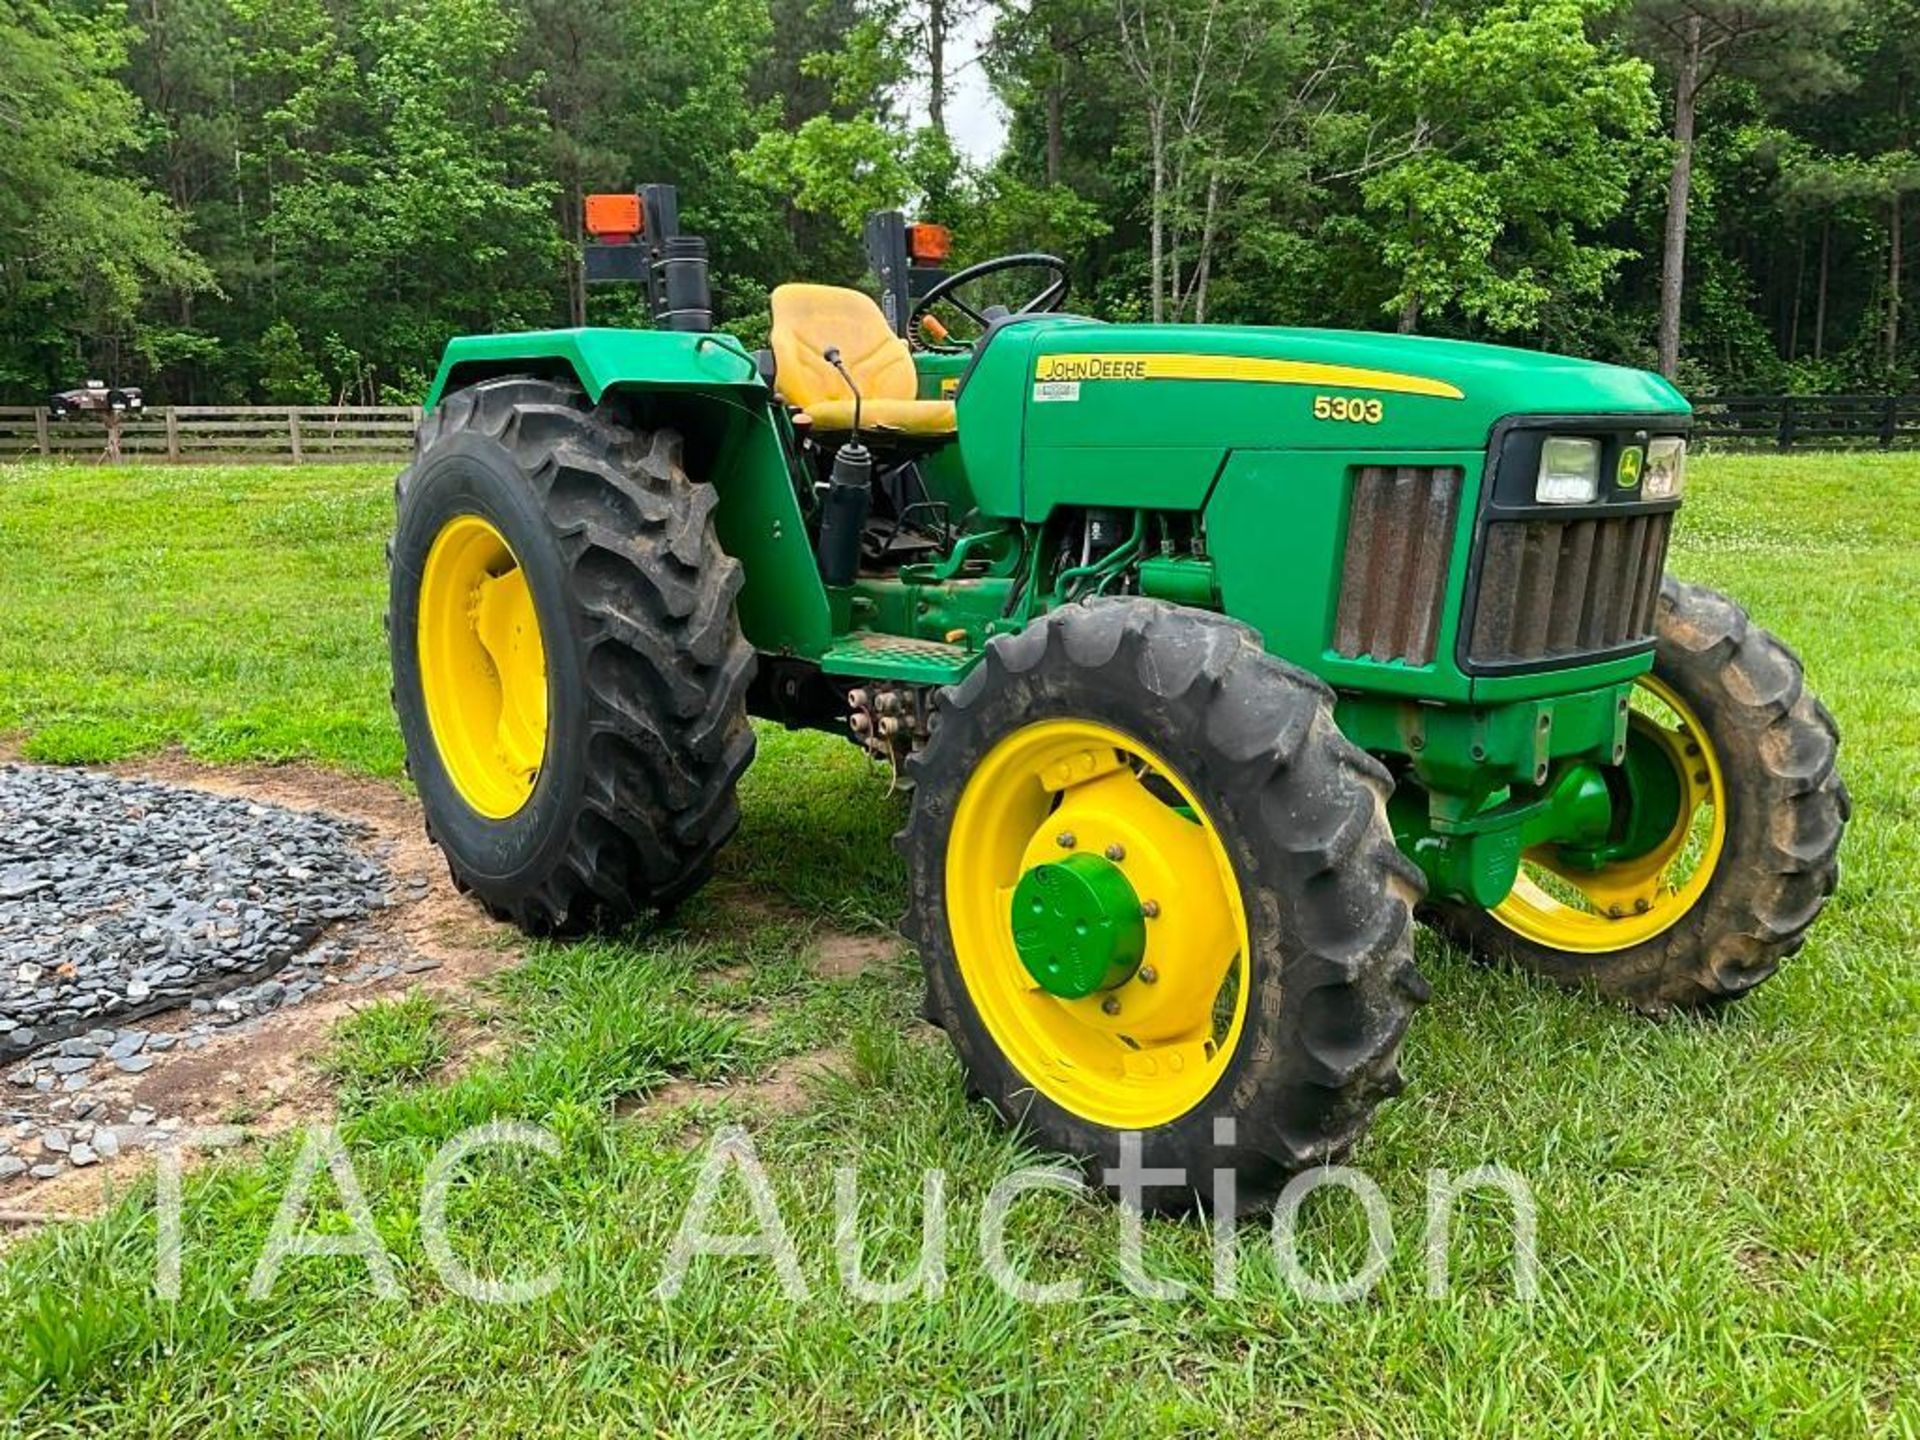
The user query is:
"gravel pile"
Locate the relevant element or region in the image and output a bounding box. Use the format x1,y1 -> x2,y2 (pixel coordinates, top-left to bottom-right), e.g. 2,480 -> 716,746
0,766 -> 389,1060
2,1098 -> 176,1182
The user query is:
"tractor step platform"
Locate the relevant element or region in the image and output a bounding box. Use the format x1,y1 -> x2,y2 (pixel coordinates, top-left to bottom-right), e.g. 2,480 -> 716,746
819,632 -> 977,685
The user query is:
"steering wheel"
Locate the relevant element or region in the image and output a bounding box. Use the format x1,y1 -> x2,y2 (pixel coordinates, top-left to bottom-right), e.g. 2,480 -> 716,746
910,253 -> 1070,353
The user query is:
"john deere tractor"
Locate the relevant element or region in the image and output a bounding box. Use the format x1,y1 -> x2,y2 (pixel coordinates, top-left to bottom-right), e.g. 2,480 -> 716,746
388,187 -> 1848,1211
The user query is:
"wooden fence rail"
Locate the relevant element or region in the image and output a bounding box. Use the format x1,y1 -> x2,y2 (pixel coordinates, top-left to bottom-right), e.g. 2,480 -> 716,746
3,394 -> 1916,463
0,405 -> 421,463
1690,394 -> 1920,450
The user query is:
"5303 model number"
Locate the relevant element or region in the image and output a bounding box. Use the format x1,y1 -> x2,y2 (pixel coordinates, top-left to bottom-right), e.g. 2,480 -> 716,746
1312,395 -> 1384,424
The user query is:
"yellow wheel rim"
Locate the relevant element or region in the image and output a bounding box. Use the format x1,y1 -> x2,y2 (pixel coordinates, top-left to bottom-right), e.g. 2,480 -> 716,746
946,719 -> 1250,1129
1491,674 -> 1726,953
418,514 -> 548,819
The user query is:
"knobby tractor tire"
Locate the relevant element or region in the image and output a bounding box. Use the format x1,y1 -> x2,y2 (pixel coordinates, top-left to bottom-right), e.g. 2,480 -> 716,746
1433,577 -> 1849,1010
900,599 -> 1429,1216
389,376 -> 756,933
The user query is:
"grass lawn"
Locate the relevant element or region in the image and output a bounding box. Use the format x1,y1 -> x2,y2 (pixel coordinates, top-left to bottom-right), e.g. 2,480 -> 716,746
1,452 -> 1917,1436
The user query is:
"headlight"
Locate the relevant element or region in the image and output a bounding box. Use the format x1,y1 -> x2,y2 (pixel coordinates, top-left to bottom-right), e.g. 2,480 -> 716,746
1645,436 -> 1687,499
1536,436 -> 1602,505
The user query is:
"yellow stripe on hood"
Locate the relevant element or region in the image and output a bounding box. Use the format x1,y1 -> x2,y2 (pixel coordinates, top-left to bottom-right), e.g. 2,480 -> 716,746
1034,352 -> 1466,399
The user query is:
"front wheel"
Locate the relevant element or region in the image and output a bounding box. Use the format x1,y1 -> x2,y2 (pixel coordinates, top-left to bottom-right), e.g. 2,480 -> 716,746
1432,578 -> 1849,1009
388,377 -> 757,933
901,600 -> 1429,1216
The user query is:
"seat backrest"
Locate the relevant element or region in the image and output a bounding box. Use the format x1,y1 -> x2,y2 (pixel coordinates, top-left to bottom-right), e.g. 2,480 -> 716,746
769,284 -> 919,411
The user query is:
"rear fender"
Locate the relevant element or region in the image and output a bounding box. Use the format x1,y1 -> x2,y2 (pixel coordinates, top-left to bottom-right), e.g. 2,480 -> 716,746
427,329 -> 832,657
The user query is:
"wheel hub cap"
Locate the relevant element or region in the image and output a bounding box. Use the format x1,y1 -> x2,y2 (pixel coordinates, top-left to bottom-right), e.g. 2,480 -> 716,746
417,514 -> 548,819
1011,852 -> 1145,998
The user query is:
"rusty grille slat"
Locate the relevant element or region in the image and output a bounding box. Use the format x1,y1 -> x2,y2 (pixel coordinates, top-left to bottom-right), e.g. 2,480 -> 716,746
1583,520 -> 1622,650
1511,523 -> 1558,658
1544,520 -> 1596,653
1333,465 -> 1462,667
1632,518 -> 1672,635
1469,522 -> 1524,660
1467,511 -> 1672,667
1615,515 -> 1650,641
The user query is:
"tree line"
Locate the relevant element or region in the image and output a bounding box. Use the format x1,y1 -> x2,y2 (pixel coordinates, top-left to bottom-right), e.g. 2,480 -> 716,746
2,0 -> 1914,405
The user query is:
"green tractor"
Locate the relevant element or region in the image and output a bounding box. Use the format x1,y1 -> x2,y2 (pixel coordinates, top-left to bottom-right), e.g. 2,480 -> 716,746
388,186 -> 1848,1211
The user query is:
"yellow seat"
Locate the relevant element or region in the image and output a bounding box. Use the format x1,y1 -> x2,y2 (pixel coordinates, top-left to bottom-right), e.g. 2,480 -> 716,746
769,284 -> 957,440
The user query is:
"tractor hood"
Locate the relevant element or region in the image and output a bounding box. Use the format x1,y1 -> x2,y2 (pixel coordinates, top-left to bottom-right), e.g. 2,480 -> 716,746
1013,320 -> 1688,454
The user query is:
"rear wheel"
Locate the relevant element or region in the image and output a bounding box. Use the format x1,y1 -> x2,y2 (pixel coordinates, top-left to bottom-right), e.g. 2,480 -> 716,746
901,599 -> 1428,1215
1432,578 -> 1849,1009
389,376 -> 756,932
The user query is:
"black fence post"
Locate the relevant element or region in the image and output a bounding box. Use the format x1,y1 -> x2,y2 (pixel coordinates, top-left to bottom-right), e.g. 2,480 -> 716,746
1883,394 -> 1900,450
1776,396 -> 1796,451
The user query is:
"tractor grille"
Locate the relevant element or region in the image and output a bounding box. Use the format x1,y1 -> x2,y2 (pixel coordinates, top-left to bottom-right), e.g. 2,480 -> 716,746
1466,512 -> 1672,666
1332,465 -> 1463,667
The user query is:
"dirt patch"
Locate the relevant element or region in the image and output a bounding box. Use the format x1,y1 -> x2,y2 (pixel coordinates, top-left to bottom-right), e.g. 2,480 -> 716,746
810,932 -> 899,980
752,1048 -> 848,1112
630,1046 -> 848,1123
123,992 -> 370,1133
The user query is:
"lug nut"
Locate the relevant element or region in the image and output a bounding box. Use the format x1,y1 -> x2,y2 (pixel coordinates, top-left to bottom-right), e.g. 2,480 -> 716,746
1634,898 -> 1651,914
1138,965 -> 1158,984
1101,996 -> 1121,1016
1104,843 -> 1126,862
1056,831 -> 1076,849
1607,904 -> 1625,918
1140,900 -> 1160,919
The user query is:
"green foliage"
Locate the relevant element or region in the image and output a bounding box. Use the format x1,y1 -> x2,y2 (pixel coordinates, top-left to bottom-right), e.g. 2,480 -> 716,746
740,114 -> 913,234
1361,0 -> 1657,332
1629,0 -> 1860,101
252,0 -> 563,401
0,0 -> 210,390
0,0 -> 1915,394
951,171 -> 1110,269
257,321 -> 327,403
